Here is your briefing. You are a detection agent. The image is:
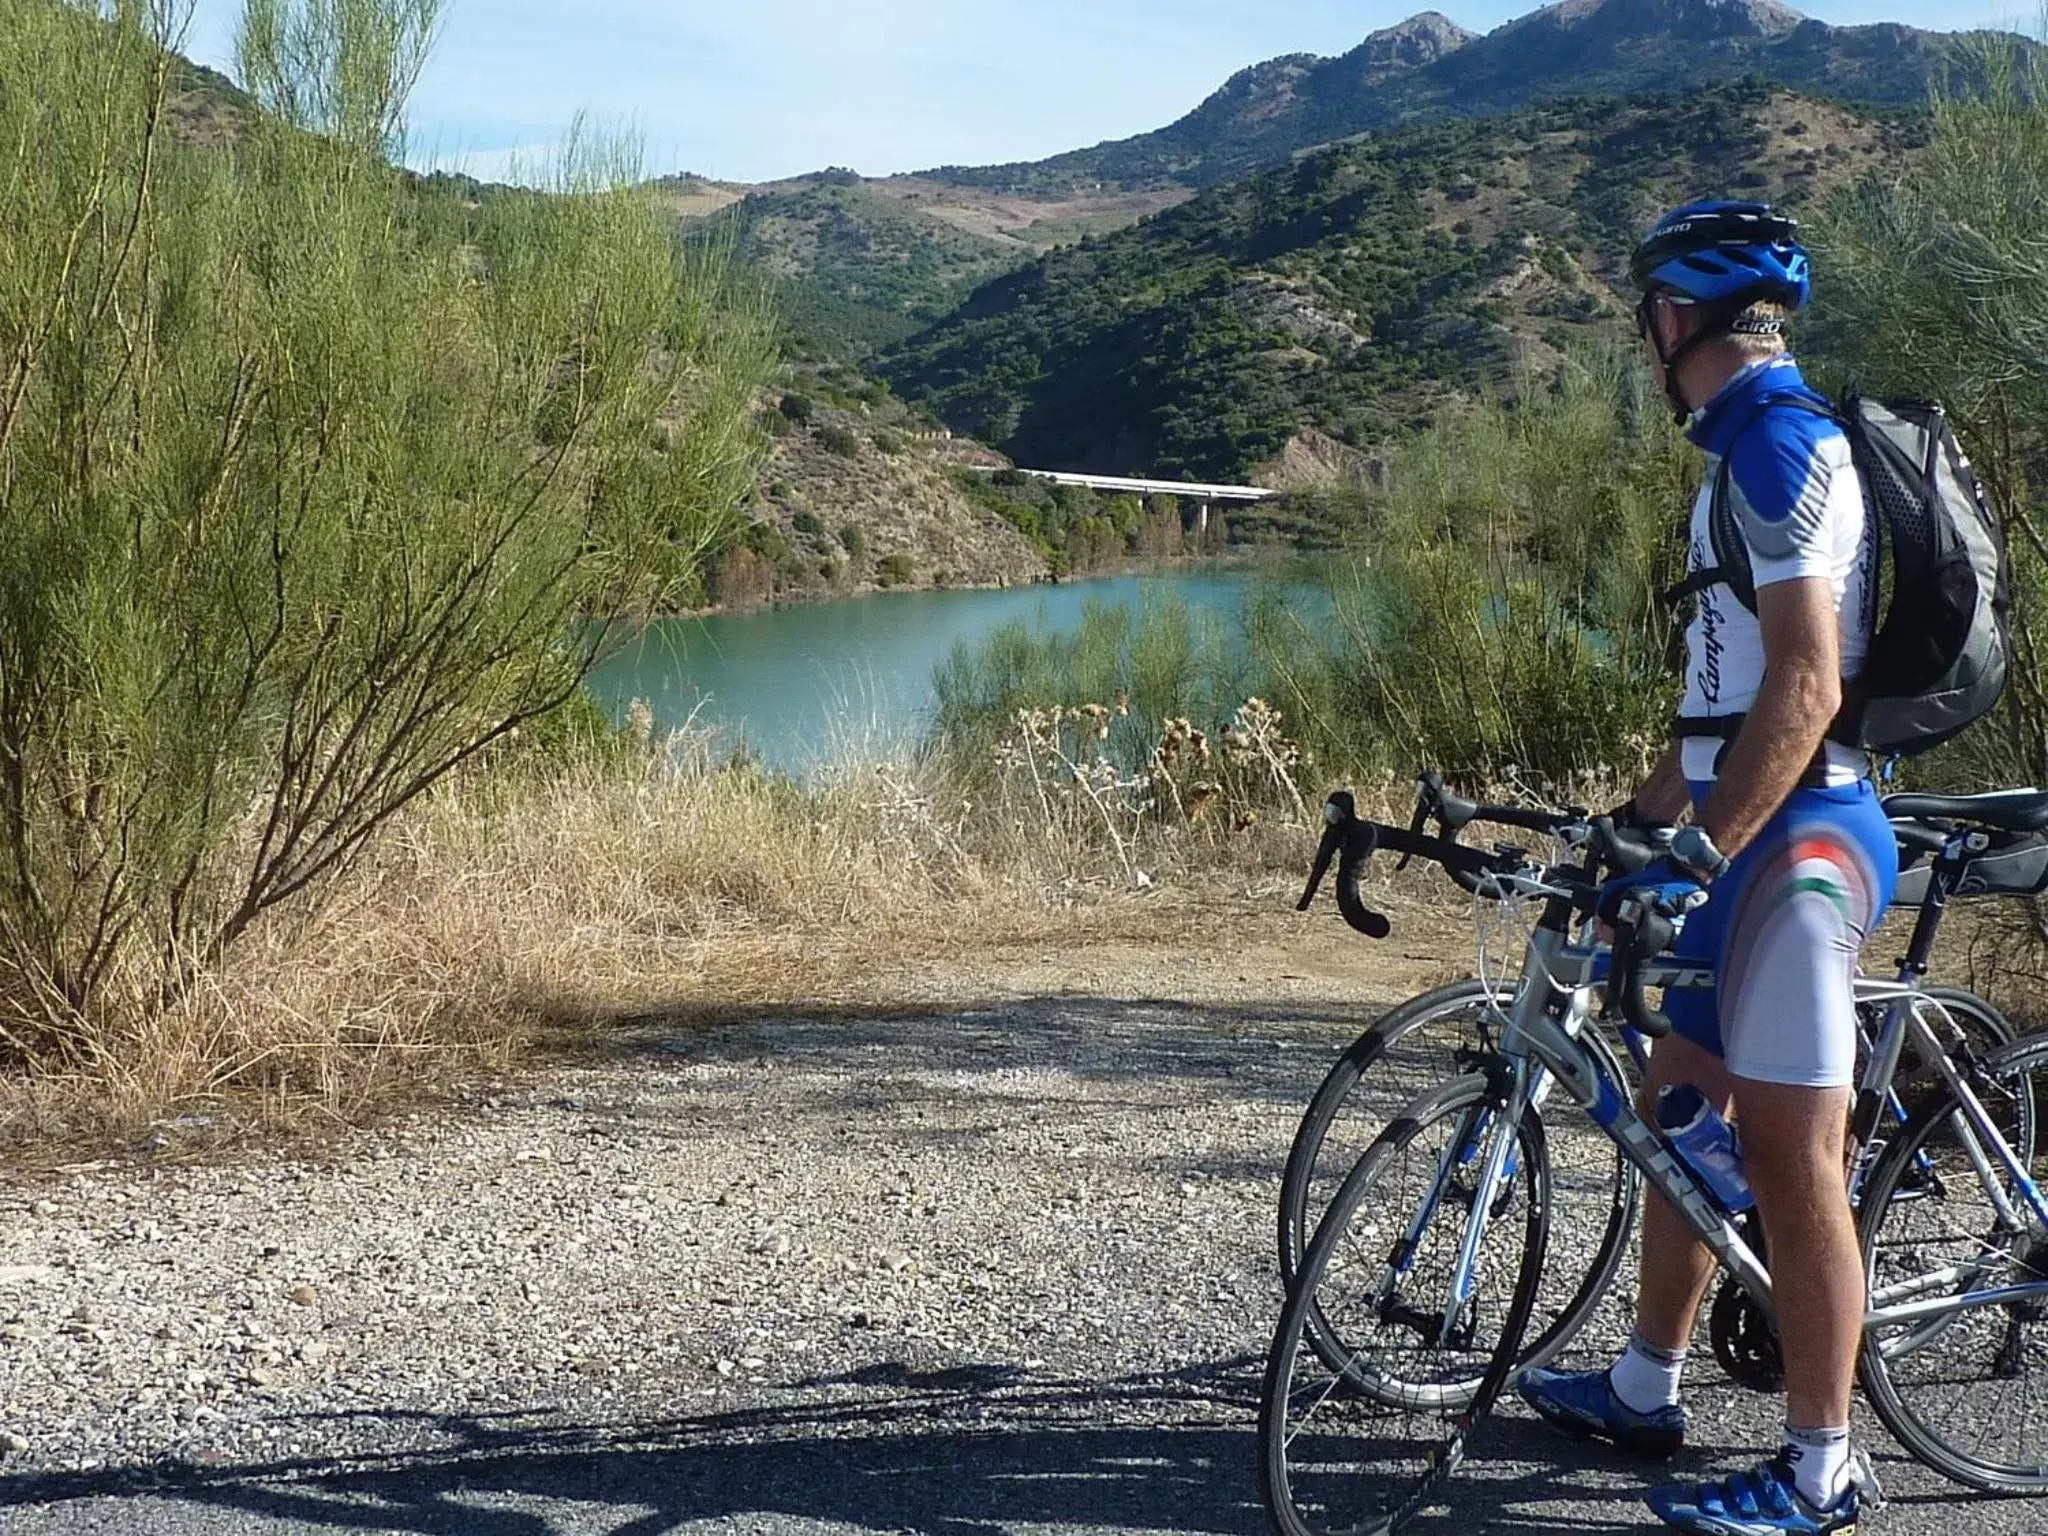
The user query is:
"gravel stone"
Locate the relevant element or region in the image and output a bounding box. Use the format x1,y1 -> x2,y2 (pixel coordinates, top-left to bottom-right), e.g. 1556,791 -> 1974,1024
0,916 -> 2038,1531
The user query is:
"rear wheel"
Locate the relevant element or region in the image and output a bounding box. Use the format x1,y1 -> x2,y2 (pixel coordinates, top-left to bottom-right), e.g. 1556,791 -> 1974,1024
1857,1036 -> 2048,1492
1259,1073 -> 1546,1534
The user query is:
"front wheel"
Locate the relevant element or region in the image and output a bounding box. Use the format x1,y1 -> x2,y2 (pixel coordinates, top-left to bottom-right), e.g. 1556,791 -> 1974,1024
1259,1073 -> 1547,1534
1278,981 -> 1638,1383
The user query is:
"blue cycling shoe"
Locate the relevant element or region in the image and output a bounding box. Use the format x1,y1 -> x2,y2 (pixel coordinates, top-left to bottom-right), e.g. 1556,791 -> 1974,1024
1646,1450 -> 1881,1534
1516,1366 -> 1687,1458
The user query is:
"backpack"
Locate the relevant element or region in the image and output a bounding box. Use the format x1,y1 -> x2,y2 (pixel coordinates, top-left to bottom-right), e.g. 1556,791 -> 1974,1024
1668,394 -> 2013,759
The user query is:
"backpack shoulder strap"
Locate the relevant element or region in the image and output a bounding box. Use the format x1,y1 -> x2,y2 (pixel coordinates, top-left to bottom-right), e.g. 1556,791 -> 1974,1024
1663,393 -> 1841,615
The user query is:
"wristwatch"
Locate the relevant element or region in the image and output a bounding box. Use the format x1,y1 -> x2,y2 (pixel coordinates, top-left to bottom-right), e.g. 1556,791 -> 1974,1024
1671,824 -> 1730,884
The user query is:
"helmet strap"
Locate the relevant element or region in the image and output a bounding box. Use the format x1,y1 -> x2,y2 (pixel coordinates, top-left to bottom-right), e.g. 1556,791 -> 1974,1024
1638,293 -> 1780,423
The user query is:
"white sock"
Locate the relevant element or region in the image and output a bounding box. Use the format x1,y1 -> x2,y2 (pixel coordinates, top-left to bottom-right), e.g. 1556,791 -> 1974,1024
1783,1423 -> 1852,1509
1608,1330 -> 1686,1413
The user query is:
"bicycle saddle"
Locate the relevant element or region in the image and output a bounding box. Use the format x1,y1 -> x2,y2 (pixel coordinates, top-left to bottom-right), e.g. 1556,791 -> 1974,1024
1881,788 -> 2048,833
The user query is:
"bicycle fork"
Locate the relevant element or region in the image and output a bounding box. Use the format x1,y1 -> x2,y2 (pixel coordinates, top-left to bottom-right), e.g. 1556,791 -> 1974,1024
1373,1062 -> 1534,1349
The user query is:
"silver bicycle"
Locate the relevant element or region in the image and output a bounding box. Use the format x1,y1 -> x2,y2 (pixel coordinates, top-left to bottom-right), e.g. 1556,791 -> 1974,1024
1277,776 -> 2014,1399
1260,788 -> 2048,1536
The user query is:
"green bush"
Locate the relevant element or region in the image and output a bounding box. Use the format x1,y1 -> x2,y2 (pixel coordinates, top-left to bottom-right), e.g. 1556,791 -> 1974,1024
872,428 -> 905,455
819,423 -> 861,457
0,0 -> 774,1048
1812,35 -> 2048,790
876,551 -> 916,586
840,523 -> 868,559
779,392 -> 814,425
792,509 -> 826,538
935,348 -> 1690,785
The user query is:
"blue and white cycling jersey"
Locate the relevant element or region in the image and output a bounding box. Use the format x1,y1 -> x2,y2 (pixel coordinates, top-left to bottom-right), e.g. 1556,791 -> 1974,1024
1676,355 -> 1879,787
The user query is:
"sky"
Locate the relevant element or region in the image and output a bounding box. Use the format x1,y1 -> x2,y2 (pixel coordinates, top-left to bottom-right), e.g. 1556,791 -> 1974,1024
174,0 -> 2037,186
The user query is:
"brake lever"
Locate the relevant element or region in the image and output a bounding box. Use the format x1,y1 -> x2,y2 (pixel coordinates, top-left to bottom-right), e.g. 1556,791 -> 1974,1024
1298,825 -> 1343,911
1298,792 -> 1358,911
1296,792 -> 1392,938
1333,822 -> 1393,939
1397,774 -> 1435,871
1600,893 -> 1694,1040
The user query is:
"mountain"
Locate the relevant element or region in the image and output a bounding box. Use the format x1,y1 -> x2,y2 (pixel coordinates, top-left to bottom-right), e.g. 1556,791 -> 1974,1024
676,173 -> 1188,359
688,174 -> 1030,357
921,0 -> 2028,191
881,83 -> 1904,479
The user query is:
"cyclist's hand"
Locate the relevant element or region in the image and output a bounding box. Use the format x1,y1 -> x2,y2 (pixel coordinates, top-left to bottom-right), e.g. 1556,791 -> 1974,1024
1595,859 -> 1706,936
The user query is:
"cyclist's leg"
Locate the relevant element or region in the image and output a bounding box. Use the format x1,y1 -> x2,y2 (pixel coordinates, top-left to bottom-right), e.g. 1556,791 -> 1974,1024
1634,1033 -> 1736,1355
1735,1076 -> 1858,1428
1650,781 -> 1894,1530
1718,785 -> 1892,1424
1519,889 -> 1733,1449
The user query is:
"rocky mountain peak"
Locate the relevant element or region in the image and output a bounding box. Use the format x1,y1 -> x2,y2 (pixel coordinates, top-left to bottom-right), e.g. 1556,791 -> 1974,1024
1361,11 -> 1481,67
1534,0 -> 1807,39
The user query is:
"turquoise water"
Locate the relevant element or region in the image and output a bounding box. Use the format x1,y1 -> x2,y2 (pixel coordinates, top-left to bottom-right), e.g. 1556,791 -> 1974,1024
586,571 -> 1260,772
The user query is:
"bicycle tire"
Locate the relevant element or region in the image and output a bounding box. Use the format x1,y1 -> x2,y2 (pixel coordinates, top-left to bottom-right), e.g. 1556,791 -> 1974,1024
1259,1073 -> 1548,1535
1857,1033 -> 2048,1492
1278,980 -> 1639,1384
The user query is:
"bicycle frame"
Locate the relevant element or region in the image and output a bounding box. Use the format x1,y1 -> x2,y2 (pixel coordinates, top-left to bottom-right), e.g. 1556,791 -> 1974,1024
1439,891 -> 2048,1337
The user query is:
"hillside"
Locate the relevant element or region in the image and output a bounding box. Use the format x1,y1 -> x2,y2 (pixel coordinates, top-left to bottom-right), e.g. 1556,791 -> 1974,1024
715,374 -> 1048,607
922,0 -> 2034,192
881,84 -> 1903,479
676,0 -> 2040,361
688,175 -> 1044,357
679,174 -> 1188,359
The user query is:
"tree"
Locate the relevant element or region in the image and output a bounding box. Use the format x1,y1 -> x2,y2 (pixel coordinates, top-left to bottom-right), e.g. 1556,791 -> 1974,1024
0,0 -> 774,1058
1812,26 -> 2048,785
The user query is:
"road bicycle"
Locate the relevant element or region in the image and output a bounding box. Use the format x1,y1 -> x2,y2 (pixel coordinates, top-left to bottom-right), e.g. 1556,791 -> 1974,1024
1275,774 -> 2015,1391
1259,787 -> 2048,1535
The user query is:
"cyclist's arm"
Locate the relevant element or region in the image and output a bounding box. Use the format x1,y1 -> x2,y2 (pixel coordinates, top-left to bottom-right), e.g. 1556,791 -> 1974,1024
1700,575 -> 1842,860
1635,744 -> 1690,824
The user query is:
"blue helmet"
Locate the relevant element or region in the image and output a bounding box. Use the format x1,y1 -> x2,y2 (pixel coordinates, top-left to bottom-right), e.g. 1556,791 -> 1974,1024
1629,199 -> 1811,310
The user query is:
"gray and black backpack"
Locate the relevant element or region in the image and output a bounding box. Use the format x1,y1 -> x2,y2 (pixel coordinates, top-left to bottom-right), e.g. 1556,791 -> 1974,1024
1669,394 -> 2012,759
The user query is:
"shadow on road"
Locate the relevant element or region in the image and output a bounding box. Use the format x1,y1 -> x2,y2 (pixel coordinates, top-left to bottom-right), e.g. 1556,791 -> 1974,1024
0,1355 -> 1999,1534
0,1355 -> 1674,1536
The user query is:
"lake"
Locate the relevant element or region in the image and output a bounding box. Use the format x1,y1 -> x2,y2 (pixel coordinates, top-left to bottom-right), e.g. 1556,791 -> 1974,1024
586,570 -> 1263,773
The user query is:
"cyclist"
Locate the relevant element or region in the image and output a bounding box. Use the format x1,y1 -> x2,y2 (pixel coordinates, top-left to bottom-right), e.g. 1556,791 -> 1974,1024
1518,200 -> 1897,1534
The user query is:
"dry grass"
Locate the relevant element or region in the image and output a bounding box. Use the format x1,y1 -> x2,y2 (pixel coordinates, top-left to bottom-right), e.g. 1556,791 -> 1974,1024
12,726 -> 2043,1158
0,734 -> 1320,1152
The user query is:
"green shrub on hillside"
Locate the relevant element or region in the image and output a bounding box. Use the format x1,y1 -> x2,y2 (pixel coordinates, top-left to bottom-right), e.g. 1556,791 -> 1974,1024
877,552 -> 916,586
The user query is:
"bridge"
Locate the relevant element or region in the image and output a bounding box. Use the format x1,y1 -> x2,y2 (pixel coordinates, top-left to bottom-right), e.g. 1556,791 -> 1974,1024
989,468 -> 1277,504
969,466 -> 1277,537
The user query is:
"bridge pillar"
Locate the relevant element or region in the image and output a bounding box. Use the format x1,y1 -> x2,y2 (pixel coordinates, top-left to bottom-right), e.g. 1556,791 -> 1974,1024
1197,501 -> 1210,540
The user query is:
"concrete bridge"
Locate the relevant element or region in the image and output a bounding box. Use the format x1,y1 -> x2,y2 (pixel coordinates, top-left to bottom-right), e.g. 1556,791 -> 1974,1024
996,468 -> 1277,503
971,467 -> 1277,536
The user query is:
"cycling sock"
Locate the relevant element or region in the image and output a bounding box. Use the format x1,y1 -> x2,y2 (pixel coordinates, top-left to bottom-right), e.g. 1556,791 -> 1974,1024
1608,1331 -> 1686,1413
1783,1422 -> 1852,1508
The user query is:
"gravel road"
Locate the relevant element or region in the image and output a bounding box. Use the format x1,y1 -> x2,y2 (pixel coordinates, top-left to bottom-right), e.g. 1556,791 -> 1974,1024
0,909 -> 2039,1533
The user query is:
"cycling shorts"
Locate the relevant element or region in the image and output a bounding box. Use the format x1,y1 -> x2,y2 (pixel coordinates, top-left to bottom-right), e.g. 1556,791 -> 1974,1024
1663,778 -> 1897,1089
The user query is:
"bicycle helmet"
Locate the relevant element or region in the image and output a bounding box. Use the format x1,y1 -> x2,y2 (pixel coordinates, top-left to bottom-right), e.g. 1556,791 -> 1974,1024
1629,199 -> 1811,310
1630,199 -> 1811,418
